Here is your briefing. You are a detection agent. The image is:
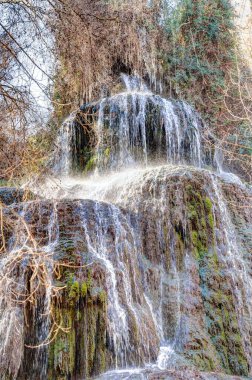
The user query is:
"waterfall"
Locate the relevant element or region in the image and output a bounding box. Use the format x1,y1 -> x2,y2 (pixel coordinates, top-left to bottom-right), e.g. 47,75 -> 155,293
1,75 -> 252,379
78,200 -> 160,368
0,201 -> 59,379
52,75 -> 212,176
53,115 -> 76,175
209,175 -> 252,370
23,166 -> 252,379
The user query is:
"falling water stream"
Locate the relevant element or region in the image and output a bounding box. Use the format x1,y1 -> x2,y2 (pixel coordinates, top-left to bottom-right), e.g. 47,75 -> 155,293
53,74 -> 212,176
1,75 -> 252,380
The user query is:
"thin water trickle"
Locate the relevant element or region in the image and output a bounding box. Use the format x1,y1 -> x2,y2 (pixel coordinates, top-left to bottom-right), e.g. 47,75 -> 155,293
53,114 -> 76,175
209,175 -> 252,369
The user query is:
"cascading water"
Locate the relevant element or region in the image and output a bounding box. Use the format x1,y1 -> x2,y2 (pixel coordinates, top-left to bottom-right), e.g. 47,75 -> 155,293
1,75 -> 252,380
209,176 -> 252,369
53,75 -> 213,176
78,201 -> 161,369
53,115 -> 75,175
0,201 -> 59,379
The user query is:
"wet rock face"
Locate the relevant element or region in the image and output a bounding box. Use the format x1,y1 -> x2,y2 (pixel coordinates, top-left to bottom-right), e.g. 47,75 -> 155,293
0,187 -> 33,205
222,182 -> 252,268
71,105 -> 98,172
96,368 -> 249,380
0,169 -> 251,379
0,199 -> 159,380
53,93 -> 214,176
92,95 -> 209,170
119,169 -> 251,377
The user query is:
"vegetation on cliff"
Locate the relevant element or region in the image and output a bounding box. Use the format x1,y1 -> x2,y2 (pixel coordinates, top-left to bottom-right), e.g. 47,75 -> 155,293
0,2 -> 252,379
0,0 -> 251,182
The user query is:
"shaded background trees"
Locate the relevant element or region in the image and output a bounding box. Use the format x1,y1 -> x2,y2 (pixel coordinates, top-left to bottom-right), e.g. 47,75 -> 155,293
50,0 -> 252,179
51,0 -> 162,119
0,0 -> 54,182
161,0 -> 252,179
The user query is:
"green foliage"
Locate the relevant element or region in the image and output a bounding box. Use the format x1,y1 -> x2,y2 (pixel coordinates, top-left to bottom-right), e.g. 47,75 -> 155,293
81,282 -> 88,297
159,0 -> 252,179
68,281 -> 80,300
204,197 -> 212,212
161,0 -> 235,114
85,154 -> 97,173
98,290 -> 107,304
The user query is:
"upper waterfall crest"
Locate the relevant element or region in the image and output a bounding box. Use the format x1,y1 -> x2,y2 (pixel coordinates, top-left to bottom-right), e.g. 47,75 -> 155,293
52,75 -> 214,176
